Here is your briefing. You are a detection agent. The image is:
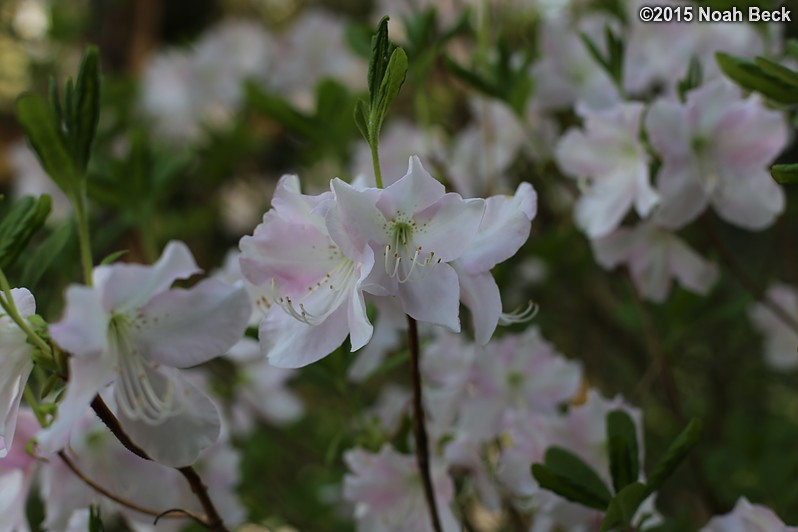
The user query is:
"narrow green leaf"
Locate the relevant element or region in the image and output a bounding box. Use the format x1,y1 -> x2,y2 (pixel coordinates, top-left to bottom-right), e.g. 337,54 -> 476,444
607,409 -> 640,493
678,56 -> 703,102
89,505 -> 105,532
371,47 -> 408,139
21,222 -> 73,287
15,94 -> 79,194
245,82 -> 316,138
100,249 -> 128,265
646,418 -> 702,494
754,57 -> 798,89
600,482 -> 648,532
0,195 -> 51,270
787,40 -> 798,62
532,447 -> 613,510
71,46 -> 101,171
354,99 -> 370,143
772,163 -> 798,185
716,52 -> 798,104
367,16 -> 396,108
48,76 -> 63,129
580,32 -> 612,77
442,56 -> 502,99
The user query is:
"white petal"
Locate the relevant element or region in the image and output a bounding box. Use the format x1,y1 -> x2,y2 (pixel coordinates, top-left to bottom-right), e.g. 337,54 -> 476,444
50,285 -> 109,358
259,306 -> 349,368
96,241 -> 200,313
669,236 -> 719,296
413,195 -> 486,263
398,264 -> 461,332
712,169 -> 785,230
0,349 -> 33,458
116,368 -> 221,467
376,156 -> 445,217
653,163 -> 708,230
132,279 -> 251,368
456,268 -> 501,345
330,178 -> 389,249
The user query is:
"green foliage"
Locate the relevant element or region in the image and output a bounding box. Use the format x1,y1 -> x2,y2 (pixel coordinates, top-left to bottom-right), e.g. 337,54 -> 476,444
600,482 -> 648,532
20,223 -> 73,288
607,409 -> 640,493
0,196 -> 52,271
677,57 -> 702,103
581,26 -> 624,91
88,505 -> 105,532
716,52 -> 798,104
771,164 -> 798,185
646,418 -> 702,494
531,447 -> 613,510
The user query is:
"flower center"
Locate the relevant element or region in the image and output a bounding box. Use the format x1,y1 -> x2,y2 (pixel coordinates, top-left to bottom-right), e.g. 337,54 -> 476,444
384,218 -> 440,283
110,315 -> 181,425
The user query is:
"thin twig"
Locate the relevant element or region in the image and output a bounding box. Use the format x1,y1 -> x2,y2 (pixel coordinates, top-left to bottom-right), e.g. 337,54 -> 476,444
90,396 -> 229,532
703,217 -> 798,334
57,451 -> 204,524
406,316 -> 443,532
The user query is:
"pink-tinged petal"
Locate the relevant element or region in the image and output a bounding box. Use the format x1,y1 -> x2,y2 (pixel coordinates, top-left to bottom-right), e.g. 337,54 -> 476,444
669,237 -> 719,296
574,176 -> 635,238
645,99 -> 690,161
37,356 -> 116,456
330,178 -> 388,249
96,241 -> 200,313
348,288 -> 373,352
9,288 -> 35,317
414,195 -> 485,263
712,169 -> 785,230
239,210 -> 340,289
270,174 -> 332,225
0,351 -> 33,458
116,368 -> 220,467
398,263 -> 461,332
633,173 -> 660,218
630,242 -> 670,303
591,227 -> 636,270
456,267 -> 501,345
555,128 -> 616,178
376,156 -> 445,217
653,163 -> 708,230
259,306 -> 349,368
50,286 -> 109,358
0,470 -> 27,531
458,183 -> 537,274
714,97 -> 787,169
132,279 -> 250,368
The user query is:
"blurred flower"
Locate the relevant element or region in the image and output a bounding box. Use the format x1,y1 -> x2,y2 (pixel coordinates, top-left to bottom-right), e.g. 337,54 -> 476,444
7,141 -> 71,223
38,242 -> 250,467
343,444 -> 460,531
556,102 -> 658,238
646,79 -> 786,230
749,283 -> 798,371
700,497 -> 796,532
591,221 -> 718,303
0,409 -> 38,532
0,287 -> 36,458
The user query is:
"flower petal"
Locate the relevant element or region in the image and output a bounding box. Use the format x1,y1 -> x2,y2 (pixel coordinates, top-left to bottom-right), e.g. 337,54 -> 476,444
669,237 -> 719,296
259,305 -> 349,368
0,349 -> 33,458
96,241 -> 200,313
712,169 -> 785,230
653,163 -> 708,229
376,156 -> 445,217
49,286 -> 109,358
116,368 -> 221,467
413,195 -> 486,263
456,267 -> 501,345
330,178 -> 388,250
398,263 -> 461,332
132,278 -> 251,368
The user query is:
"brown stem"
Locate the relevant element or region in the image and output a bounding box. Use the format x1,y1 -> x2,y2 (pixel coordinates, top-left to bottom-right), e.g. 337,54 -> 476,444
406,316 -> 443,532
58,451 -> 205,524
90,396 -> 229,532
703,218 -> 798,335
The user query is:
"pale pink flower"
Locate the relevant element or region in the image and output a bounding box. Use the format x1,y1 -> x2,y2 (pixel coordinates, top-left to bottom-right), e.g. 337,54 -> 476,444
7,141 -> 71,223
555,102 -> 658,238
0,288 -> 36,458
749,283 -> 798,371
0,409 -> 38,532
38,241 -> 250,467
239,174 -> 375,368
331,156 -> 485,331
343,444 -> 460,532
701,497 -> 797,532
591,221 -> 719,303
646,79 -> 786,230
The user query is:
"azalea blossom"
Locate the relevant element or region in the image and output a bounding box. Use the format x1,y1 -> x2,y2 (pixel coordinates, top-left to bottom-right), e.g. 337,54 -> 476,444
453,182 -> 537,344
645,79 -> 786,230
0,287 -> 36,458
343,444 -> 460,531
239,174 -> 375,368
331,156 -> 485,331
0,409 -> 38,532
38,241 -> 251,467
591,220 -> 719,303
555,102 -> 658,238
700,497 -> 797,532
749,283 -> 798,371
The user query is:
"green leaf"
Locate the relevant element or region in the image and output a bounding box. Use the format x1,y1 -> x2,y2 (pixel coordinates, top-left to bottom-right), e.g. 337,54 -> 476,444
771,164 -> 798,185
678,56 -> 702,102
354,99 -> 370,143
48,76 -> 63,129
371,47 -> 408,139
607,409 -> 640,493
787,40 -> 798,62
716,52 -> 798,104
100,249 -> 128,265
600,482 -> 648,532
754,57 -> 798,89
443,56 -> 501,98
20,222 -> 73,288
646,418 -> 702,494
71,46 -> 101,171
0,195 -> 52,270
367,16 -> 396,109
89,505 -> 105,532
531,447 -> 613,510
15,94 -> 79,194
245,82 -> 316,138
